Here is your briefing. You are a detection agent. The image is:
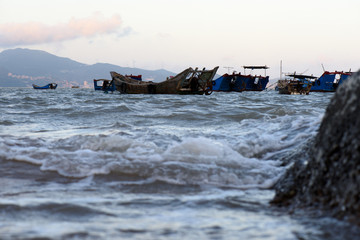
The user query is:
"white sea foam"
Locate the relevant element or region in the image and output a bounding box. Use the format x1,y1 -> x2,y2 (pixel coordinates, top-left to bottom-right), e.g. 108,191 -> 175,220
234,113 -> 323,159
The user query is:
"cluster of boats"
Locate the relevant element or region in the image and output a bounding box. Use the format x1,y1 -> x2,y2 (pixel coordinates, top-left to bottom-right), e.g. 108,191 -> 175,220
276,71 -> 352,94
31,65 -> 353,95
93,66 -> 269,94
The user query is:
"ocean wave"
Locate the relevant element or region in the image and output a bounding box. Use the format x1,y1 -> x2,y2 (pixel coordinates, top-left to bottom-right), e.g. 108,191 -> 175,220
234,114 -> 323,159
0,120 -> 14,126
0,134 -> 284,189
0,90 -> 330,191
0,201 -> 115,221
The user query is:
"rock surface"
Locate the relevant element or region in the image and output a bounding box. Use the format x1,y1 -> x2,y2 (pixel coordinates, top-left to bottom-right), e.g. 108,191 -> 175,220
272,71 -> 360,222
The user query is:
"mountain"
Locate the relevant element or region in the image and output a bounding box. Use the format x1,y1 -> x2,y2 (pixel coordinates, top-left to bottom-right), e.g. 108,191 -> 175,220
0,48 -> 176,88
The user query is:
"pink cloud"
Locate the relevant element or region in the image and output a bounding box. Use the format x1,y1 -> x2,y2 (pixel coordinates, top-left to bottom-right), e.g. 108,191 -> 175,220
0,13 -> 124,47
8,72 -> 47,80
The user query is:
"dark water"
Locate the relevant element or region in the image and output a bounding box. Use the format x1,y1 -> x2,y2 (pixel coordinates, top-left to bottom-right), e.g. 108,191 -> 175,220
0,88 -> 359,239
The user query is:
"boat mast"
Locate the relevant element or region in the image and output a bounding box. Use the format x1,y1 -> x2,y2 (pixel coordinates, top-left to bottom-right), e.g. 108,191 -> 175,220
321,63 -> 326,72
280,60 -> 282,80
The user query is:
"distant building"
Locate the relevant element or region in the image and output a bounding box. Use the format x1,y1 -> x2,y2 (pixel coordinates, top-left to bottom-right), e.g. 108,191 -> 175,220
83,81 -> 91,88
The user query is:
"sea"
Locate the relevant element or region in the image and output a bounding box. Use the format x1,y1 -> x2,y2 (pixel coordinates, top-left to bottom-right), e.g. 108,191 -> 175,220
1,88 -> 359,240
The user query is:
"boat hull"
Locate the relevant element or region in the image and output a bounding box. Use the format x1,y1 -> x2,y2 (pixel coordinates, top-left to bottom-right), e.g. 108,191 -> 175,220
94,75 -> 141,92
112,67 -> 219,95
212,74 -> 245,92
277,80 -> 311,95
32,83 -> 57,89
240,75 -> 269,91
310,71 -> 352,92
212,73 -> 268,92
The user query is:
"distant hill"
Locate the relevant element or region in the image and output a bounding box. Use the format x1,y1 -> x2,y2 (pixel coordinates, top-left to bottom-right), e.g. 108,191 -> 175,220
0,48 -> 176,88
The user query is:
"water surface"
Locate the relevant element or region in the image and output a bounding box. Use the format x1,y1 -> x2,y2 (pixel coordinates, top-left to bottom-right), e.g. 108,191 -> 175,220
1,88 -> 358,239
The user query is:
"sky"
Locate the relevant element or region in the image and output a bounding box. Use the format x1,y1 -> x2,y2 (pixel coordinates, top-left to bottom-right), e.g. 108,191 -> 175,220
0,0 -> 359,78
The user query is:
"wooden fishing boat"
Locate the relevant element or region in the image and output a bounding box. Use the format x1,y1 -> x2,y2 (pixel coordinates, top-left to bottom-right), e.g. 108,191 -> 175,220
310,71 -> 352,92
277,74 -> 316,95
32,83 -> 57,89
94,75 -> 142,92
111,67 -> 219,95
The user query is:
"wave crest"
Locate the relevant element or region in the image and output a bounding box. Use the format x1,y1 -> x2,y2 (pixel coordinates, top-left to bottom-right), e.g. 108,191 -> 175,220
0,135 -> 283,189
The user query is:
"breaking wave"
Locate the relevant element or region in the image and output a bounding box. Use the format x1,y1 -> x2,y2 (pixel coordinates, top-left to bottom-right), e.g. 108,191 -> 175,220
0,133 -> 285,189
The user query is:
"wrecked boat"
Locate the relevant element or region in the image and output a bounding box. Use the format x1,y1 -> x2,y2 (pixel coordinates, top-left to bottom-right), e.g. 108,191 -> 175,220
277,74 -> 316,95
111,67 -> 219,95
310,71 -> 352,92
94,75 -> 142,92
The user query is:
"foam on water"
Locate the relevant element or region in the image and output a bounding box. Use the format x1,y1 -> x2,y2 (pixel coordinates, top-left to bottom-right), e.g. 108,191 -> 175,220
234,113 -> 323,159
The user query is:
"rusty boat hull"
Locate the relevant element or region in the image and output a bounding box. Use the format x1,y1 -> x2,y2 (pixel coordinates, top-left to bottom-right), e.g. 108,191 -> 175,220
111,67 -> 219,95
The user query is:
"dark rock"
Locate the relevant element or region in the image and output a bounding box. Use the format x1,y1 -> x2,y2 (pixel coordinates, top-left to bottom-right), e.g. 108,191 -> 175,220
272,70 -> 360,222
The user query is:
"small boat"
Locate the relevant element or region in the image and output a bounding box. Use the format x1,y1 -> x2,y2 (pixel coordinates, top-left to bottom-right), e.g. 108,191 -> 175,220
277,74 -> 316,95
240,66 -> 269,91
111,67 -> 219,95
93,79 -> 116,91
310,71 -> 352,92
71,86 -> 80,88
212,73 -> 246,92
32,83 -> 57,89
94,75 -> 142,92
212,65 -> 269,92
